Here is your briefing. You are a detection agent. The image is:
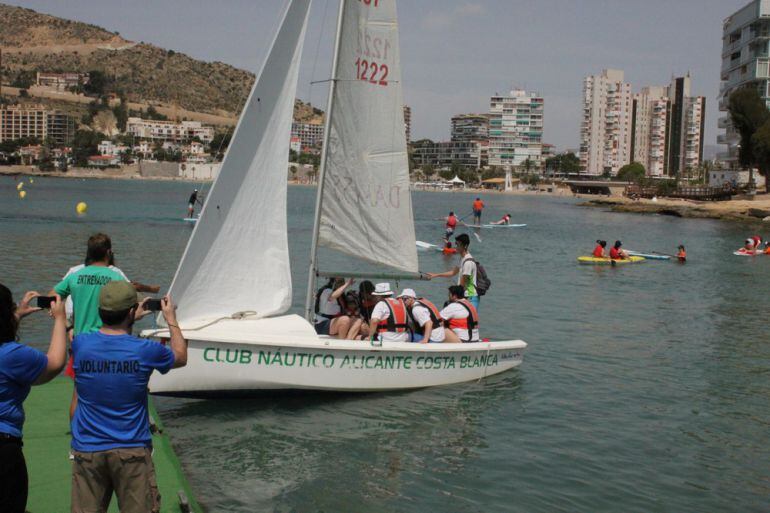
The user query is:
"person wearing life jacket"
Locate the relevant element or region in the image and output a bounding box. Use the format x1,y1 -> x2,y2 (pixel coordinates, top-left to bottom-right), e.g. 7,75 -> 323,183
743,238 -> 758,254
442,239 -> 457,255
489,213 -> 512,225
399,289 -> 460,343
677,245 -> 687,262
609,240 -> 628,260
314,277 -> 355,339
367,283 -> 410,343
444,211 -> 458,238
439,286 -> 480,343
593,240 -> 607,258
751,235 -> 763,251
472,197 -> 484,226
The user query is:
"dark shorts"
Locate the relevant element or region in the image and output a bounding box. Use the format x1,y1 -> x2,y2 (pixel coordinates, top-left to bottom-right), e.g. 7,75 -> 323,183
315,319 -> 331,335
0,437 -> 27,513
473,210 -> 482,218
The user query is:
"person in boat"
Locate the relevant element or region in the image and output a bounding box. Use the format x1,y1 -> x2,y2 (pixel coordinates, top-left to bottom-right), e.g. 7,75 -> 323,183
0,287 -> 67,513
187,189 -> 202,218
609,240 -> 628,260
439,285 -> 480,343
367,283 -> 410,343
489,213 -> 512,226
314,277 -> 355,339
357,280 -> 377,323
677,245 -> 687,262
472,197 -> 485,225
399,289 -> 460,344
427,233 -> 481,310
593,240 -> 607,258
70,281 -> 187,513
742,238 -> 758,253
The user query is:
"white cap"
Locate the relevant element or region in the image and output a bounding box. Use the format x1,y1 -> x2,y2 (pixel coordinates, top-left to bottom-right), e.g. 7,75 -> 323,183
372,282 -> 393,296
398,288 -> 416,299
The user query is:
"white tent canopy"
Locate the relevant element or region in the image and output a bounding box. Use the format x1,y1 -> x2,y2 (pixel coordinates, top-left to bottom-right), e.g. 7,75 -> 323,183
450,175 -> 465,185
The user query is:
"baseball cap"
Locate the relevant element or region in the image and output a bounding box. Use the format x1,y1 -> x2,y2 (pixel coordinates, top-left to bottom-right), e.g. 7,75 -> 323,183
99,281 -> 138,311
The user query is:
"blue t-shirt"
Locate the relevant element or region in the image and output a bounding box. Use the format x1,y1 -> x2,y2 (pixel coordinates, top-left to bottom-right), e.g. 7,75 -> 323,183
71,331 -> 174,452
0,342 -> 48,438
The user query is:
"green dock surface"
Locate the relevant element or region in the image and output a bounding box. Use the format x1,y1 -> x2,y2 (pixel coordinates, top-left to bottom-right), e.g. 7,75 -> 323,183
23,378 -> 201,513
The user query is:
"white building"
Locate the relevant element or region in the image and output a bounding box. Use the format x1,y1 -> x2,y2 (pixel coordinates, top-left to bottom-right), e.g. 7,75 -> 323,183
710,168 -> 750,187
97,140 -> 128,157
126,117 -> 214,143
580,69 -> 634,176
719,0 -> 770,163
488,89 -> 544,169
291,121 -> 324,151
290,136 -> 301,154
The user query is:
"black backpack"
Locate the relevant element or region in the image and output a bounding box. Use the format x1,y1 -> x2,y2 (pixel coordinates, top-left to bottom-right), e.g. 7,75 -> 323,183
468,258 -> 491,296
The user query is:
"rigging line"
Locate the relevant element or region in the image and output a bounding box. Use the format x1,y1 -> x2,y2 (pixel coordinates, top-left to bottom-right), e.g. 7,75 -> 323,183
307,0 -> 331,106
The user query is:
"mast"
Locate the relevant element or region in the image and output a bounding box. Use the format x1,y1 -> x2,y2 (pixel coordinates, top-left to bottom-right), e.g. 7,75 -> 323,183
304,0 -> 346,321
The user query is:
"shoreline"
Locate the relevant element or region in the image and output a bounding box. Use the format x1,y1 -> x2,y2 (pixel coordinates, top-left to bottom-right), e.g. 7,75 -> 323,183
582,196 -> 770,223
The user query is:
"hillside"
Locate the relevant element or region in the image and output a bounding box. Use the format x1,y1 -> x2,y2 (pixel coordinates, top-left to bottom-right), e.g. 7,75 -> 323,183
0,3 -> 323,121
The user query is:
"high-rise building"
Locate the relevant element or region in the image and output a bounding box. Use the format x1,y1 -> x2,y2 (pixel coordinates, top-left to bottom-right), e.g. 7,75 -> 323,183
488,89 -> 544,169
451,114 -> 489,143
718,0 -> 770,163
580,69 -> 633,176
291,121 -> 325,151
403,105 -> 411,144
630,76 -> 706,176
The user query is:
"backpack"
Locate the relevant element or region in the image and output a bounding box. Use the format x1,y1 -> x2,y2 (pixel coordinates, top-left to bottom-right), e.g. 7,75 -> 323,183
468,258 -> 491,296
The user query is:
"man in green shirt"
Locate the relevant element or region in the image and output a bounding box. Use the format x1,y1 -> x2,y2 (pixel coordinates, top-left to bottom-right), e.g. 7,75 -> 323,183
54,234 -> 127,336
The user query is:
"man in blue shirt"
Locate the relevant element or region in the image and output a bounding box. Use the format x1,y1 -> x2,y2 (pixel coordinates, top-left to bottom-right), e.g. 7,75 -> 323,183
70,281 -> 187,513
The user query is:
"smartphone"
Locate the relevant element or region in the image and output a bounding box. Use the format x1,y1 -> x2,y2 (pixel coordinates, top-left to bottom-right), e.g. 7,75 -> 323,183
144,298 -> 163,312
36,296 -> 56,309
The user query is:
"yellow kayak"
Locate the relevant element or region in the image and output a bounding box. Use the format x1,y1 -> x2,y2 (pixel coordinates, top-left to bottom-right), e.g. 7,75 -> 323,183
578,256 -> 645,265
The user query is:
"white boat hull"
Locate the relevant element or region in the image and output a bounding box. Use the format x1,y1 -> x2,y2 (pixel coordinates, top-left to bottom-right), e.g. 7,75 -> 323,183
143,316 -> 526,397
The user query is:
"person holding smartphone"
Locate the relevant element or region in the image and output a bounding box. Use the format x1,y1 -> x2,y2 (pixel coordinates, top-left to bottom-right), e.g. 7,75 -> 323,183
0,285 -> 67,513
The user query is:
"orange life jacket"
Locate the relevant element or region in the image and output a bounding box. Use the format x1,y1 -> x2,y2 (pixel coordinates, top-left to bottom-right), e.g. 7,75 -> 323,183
412,298 -> 443,332
377,298 -> 409,333
446,215 -> 457,228
447,299 -> 479,335
443,247 -> 457,255
677,250 -> 686,259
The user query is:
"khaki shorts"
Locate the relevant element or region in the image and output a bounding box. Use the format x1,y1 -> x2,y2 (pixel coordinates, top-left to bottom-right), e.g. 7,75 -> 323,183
71,447 -> 160,513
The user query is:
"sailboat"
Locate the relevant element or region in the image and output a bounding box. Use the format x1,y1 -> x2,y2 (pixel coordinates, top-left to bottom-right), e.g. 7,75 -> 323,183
143,0 -> 526,397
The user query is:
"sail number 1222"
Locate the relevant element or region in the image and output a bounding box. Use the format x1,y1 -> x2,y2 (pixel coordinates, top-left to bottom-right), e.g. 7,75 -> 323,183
355,58 -> 388,86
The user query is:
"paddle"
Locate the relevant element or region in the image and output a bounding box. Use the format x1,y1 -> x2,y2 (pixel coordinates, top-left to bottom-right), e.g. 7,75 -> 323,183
473,232 -> 482,243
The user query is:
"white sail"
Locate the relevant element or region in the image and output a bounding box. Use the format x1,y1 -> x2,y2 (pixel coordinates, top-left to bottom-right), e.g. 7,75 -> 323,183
318,0 -> 417,272
165,0 -> 311,325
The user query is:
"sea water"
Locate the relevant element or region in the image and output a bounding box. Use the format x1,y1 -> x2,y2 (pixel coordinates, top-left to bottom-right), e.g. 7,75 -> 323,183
1,176 -> 768,512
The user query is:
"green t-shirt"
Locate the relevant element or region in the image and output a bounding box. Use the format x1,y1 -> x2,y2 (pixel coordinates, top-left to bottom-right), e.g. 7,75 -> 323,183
54,265 -> 126,335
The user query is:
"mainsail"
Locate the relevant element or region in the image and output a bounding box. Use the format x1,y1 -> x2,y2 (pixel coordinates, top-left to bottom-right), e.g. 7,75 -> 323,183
165,0 -> 311,325
317,0 -> 417,272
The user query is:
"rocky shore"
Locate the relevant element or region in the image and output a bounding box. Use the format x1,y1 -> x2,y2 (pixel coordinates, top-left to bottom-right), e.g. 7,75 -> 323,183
582,196 -> 770,222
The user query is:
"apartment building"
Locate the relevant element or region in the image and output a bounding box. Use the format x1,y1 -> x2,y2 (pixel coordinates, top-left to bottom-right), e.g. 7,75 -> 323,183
719,0 -> 770,162
291,121 -> 324,151
451,114 -> 489,143
580,69 -> 634,176
412,139 -> 487,170
0,105 -> 76,145
630,76 -> 706,176
36,72 -> 89,91
488,89 -> 544,169
126,117 -> 214,143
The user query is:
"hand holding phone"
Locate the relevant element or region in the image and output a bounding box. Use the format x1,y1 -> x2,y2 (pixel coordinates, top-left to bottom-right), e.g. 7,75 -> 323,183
36,296 -> 56,309
143,299 -> 163,312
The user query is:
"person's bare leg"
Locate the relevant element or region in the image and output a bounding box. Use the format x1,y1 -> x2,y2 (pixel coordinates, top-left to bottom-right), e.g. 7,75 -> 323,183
347,318 -> 363,340
69,389 -> 78,420
330,316 -> 351,339
443,329 -> 462,343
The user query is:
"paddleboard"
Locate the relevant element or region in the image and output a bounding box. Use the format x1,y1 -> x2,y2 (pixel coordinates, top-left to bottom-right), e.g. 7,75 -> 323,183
463,222 -> 526,229
626,250 -> 671,261
416,241 -> 441,252
183,217 -> 199,223
578,256 -> 645,265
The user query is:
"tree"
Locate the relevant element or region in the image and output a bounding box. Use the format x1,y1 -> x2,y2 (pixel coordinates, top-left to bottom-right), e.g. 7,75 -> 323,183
617,161 -> 646,183
560,152 -> 581,174
751,119 -> 770,191
209,131 -> 232,159
421,164 -> 435,178
71,130 -> 104,167
112,98 -> 128,132
728,87 -> 770,189
84,70 -> 109,96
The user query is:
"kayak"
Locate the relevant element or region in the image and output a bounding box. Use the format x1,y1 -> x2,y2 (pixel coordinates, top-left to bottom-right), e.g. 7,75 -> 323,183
733,248 -> 767,256
626,250 -> 671,261
578,256 -> 645,265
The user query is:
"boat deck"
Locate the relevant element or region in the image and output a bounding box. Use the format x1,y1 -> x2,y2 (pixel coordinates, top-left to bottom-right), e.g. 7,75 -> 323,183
23,377 -> 201,513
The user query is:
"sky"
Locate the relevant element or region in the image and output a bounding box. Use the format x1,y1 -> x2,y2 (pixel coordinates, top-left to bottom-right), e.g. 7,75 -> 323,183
4,0 -> 752,151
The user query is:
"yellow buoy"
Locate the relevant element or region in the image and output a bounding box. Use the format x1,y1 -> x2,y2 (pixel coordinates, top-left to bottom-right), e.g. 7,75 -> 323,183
19,190 -> 26,199
16,182 -> 23,190
76,201 -> 88,214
